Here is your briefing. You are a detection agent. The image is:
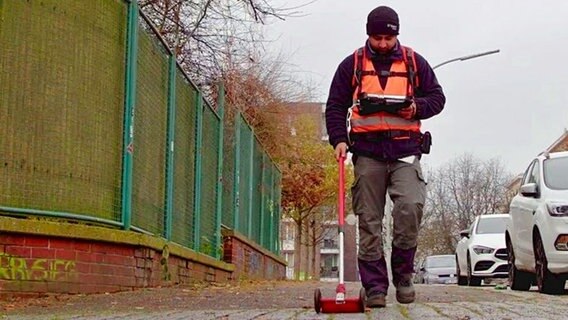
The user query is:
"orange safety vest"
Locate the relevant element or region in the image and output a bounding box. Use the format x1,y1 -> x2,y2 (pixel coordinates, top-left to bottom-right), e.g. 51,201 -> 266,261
349,46 -> 421,134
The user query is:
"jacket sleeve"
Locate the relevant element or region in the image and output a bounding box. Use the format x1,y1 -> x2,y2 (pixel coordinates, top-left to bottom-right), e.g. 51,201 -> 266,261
325,55 -> 355,148
413,52 -> 446,120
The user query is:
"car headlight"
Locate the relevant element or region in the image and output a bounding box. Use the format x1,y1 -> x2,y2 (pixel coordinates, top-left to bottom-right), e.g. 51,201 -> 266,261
547,201 -> 568,217
472,245 -> 494,255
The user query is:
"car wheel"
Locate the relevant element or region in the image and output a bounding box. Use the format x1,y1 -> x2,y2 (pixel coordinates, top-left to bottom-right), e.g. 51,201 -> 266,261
534,233 -> 565,294
467,254 -> 481,286
507,239 -> 532,291
456,256 -> 467,286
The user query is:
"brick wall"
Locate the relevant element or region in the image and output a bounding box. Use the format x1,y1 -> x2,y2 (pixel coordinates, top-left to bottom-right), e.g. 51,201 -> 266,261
222,230 -> 286,281
550,134 -> 568,152
0,217 -> 287,297
0,233 -> 231,297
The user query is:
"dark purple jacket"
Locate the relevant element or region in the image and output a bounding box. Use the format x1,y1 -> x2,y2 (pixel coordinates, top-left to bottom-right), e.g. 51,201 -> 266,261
325,41 -> 445,161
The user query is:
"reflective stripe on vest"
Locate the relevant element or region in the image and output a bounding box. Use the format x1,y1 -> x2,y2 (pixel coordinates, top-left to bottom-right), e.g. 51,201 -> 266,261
350,46 -> 421,133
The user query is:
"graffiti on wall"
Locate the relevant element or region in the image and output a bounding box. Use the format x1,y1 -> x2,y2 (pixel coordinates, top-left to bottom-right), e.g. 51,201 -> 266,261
0,253 -> 76,281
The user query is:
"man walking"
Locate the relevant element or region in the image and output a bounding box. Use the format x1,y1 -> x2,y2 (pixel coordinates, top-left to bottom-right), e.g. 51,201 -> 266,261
325,5 -> 445,308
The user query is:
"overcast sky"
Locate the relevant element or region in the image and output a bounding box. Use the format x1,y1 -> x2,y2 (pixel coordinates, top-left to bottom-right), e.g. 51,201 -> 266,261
264,0 -> 568,175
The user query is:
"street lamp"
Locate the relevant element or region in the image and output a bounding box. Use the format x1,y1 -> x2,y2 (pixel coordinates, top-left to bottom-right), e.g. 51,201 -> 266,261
432,49 -> 500,70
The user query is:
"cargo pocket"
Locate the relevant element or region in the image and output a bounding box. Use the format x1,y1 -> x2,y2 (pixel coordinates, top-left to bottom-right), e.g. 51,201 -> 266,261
414,163 -> 427,185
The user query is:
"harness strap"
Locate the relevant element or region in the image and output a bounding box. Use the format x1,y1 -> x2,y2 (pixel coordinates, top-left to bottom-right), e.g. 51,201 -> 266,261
353,46 -> 420,98
401,46 -> 419,97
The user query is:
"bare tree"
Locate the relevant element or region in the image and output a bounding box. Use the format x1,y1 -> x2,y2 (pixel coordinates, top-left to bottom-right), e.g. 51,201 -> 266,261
138,0 -> 307,91
418,153 -> 513,258
302,206 -> 337,279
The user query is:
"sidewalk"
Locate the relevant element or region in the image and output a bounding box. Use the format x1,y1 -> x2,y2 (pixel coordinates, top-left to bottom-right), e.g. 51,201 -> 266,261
1,280 -> 563,319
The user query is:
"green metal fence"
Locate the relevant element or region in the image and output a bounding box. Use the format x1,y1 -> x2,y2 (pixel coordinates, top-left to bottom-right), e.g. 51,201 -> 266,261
0,0 -> 282,258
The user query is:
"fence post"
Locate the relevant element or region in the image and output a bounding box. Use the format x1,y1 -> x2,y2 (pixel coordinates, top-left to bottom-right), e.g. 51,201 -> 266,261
247,133 -> 254,238
259,153 -> 265,248
269,164 -> 275,252
276,173 -> 282,255
193,93 -> 204,251
164,55 -> 176,241
121,0 -> 139,230
214,83 -> 225,259
232,114 -> 241,231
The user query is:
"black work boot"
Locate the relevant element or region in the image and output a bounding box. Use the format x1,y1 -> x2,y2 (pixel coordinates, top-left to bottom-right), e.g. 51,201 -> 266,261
391,246 -> 417,304
395,278 -> 415,304
366,291 -> 386,308
358,258 -> 389,308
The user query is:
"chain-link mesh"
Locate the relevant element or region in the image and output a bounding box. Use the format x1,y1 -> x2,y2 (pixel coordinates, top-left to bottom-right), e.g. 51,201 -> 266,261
200,103 -> 220,256
238,117 -> 253,236
273,170 -> 282,253
131,18 -> 169,235
221,107 -> 236,229
171,71 -> 197,248
250,139 -> 263,244
0,0 -> 284,256
0,0 -> 126,221
261,155 -> 273,249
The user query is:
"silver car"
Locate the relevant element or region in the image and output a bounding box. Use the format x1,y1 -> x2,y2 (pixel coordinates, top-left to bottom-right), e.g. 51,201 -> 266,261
415,255 -> 458,284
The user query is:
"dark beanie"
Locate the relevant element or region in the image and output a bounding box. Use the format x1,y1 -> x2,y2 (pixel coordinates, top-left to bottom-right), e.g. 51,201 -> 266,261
366,6 -> 399,35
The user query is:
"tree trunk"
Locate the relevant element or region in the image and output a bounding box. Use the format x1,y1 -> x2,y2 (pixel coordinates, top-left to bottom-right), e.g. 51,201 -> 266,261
294,219 -> 302,280
303,220 -> 310,280
311,224 -> 318,280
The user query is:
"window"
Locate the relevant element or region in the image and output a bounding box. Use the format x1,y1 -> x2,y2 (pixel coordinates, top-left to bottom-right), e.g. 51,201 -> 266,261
426,256 -> 455,268
521,160 -> 536,185
544,156 -> 568,190
281,224 -> 295,241
528,161 -> 540,185
476,216 -> 507,234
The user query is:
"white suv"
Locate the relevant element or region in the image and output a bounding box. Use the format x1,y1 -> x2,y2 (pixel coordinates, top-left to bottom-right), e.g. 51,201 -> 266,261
506,151 -> 568,294
455,214 -> 509,286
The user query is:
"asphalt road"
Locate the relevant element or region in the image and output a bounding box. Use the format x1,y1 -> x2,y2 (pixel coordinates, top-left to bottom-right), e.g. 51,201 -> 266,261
1,281 -> 566,319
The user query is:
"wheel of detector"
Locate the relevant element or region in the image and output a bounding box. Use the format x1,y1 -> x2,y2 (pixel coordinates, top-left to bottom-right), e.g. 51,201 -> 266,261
314,288 -> 322,314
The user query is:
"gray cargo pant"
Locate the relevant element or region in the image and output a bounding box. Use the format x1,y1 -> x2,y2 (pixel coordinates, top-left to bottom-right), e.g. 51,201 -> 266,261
352,156 -> 426,262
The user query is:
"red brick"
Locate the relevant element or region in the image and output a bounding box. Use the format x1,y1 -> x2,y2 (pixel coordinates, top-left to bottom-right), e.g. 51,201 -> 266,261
31,248 -> 56,259
24,236 -> 49,248
55,249 -> 77,261
49,238 -> 75,250
77,284 -> 103,294
134,267 -> 150,279
135,277 -> 149,287
73,241 -> 91,252
103,255 -> 134,266
5,246 -> 31,258
112,266 -> 135,277
74,262 -> 90,274
89,264 -> 116,275
47,281 -> 78,293
92,243 -> 131,255
134,248 -> 153,258
0,279 -> 21,292
136,258 -> 150,268
0,234 -> 26,246
78,283 -> 121,294
77,273 -> 102,284
77,252 -> 104,263
113,275 -> 136,287
19,280 -> 49,293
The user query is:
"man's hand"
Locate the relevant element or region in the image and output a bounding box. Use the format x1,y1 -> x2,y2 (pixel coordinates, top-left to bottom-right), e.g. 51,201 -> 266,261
397,101 -> 417,120
334,142 -> 348,161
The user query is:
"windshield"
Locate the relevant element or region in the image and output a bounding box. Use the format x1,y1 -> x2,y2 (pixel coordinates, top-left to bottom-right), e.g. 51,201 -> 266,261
476,216 -> 507,234
426,256 -> 455,268
544,157 -> 568,190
